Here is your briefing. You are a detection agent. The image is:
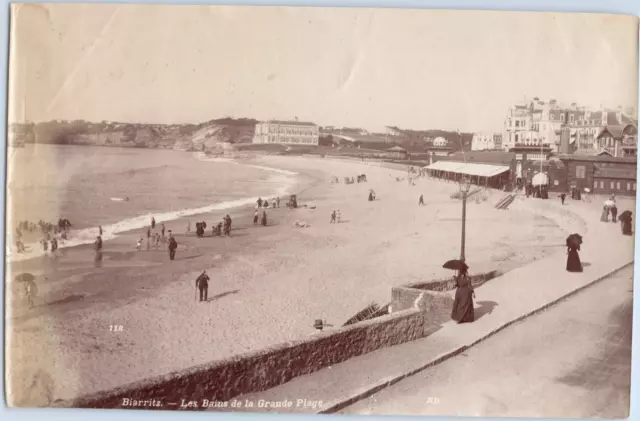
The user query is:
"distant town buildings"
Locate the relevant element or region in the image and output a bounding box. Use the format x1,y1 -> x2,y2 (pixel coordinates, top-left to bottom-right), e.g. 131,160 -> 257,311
253,120 -> 319,145
471,133 -> 502,151
502,98 -> 637,157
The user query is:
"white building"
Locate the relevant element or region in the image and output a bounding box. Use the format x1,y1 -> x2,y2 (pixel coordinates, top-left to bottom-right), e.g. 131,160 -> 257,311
471,132 -> 502,151
253,120 -> 320,145
432,136 -> 448,147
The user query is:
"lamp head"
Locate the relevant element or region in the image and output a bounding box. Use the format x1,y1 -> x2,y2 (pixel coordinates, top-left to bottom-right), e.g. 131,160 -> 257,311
459,177 -> 471,193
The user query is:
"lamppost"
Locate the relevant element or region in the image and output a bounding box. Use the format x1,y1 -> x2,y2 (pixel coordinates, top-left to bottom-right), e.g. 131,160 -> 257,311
458,177 -> 471,262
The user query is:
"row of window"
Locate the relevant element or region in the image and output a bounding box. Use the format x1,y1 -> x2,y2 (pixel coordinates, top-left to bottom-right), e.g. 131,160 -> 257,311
258,128 -> 318,136
594,180 -> 636,191
266,138 -> 318,145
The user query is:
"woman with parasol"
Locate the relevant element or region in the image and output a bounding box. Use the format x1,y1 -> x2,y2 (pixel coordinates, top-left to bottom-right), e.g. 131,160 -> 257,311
443,260 -> 475,323
566,233 -> 583,273
619,210 -> 633,236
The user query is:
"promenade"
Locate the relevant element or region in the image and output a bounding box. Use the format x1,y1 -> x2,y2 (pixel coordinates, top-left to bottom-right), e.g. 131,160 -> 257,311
229,192 -> 635,414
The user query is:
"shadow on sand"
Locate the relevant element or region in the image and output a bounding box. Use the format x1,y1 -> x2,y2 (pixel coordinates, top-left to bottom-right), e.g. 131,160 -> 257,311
207,289 -> 240,302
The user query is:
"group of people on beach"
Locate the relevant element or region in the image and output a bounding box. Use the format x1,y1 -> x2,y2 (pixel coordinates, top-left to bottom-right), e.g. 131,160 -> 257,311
14,217 -> 73,255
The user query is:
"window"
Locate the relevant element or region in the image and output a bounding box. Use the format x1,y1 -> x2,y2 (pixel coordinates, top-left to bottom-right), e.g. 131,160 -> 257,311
627,183 -> 631,190
610,182 -> 615,189
576,166 -> 586,179
600,181 -> 605,189
570,115 -> 574,122
616,182 -> 621,190
594,180 -> 598,190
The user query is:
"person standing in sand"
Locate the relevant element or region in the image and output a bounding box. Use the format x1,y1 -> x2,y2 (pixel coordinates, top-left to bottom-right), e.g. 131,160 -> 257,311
99,226 -> 103,236
151,217 -> 156,229
419,195 -> 425,206
136,237 -> 143,251
161,223 -> 166,239
330,210 -> 336,223
254,210 -> 259,225
277,197 -> 280,208
257,197 -> 263,208
168,231 -> 177,261
186,221 -> 191,235
94,235 -> 103,267
195,271 -> 210,302
261,210 -> 268,226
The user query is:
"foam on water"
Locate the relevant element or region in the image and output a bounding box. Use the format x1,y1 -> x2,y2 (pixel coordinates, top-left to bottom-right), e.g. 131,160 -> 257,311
7,155 -> 298,263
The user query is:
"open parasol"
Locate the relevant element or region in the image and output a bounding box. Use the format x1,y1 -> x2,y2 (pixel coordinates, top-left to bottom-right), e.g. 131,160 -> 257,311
619,210 -> 633,223
565,233 -> 583,248
443,259 -> 469,272
604,199 -> 615,208
14,273 -> 35,283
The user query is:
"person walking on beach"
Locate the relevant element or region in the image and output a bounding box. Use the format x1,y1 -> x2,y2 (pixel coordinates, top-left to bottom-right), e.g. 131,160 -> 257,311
419,195 -> 425,206
146,227 -> 151,250
24,278 -> 37,309
560,193 -> 566,205
600,205 -> 609,222
257,197 -> 263,208
99,226 -> 103,236
195,270 -> 210,302
611,204 -> 618,223
186,221 -> 191,235
161,223 -> 166,239
136,237 -> 143,251
168,232 -> 177,260
94,235 -> 103,267
151,217 -> 156,229
276,197 -> 280,208
253,210 -> 259,225
50,237 -> 58,254
330,210 -> 336,223
154,232 -> 160,249
261,210 -> 268,226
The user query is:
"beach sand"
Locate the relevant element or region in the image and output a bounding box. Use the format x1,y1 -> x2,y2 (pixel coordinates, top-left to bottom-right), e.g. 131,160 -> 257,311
6,156 -> 571,405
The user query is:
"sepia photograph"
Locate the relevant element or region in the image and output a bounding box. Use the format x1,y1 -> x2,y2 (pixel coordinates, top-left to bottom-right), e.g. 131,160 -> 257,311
4,4 -> 638,418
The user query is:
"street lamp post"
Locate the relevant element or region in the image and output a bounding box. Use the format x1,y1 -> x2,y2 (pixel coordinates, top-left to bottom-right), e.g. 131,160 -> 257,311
459,177 -> 471,262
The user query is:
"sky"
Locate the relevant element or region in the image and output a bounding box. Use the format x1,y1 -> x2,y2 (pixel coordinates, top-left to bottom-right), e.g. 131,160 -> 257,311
8,4 -> 639,133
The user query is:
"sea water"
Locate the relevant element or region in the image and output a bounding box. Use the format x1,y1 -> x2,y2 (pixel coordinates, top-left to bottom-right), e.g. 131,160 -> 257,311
6,144 -> 297,261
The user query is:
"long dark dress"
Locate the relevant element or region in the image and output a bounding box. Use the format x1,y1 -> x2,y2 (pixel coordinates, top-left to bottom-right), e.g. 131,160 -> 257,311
451,275 -> 474,323
566,245 -> 582,272
622,219 -> 633,236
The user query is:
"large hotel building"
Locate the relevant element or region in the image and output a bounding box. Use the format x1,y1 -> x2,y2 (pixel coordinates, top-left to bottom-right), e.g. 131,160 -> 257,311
252,120 -> 320,145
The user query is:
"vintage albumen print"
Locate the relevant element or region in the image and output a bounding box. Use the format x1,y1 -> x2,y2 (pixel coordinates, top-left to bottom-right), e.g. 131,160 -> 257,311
4,4 -> 637,418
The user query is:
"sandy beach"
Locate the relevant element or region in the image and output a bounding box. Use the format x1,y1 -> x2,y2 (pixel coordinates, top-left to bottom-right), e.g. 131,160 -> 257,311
7,155 -> 574,405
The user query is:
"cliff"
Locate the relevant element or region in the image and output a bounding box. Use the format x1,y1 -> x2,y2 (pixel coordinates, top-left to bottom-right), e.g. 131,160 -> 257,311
17,118 -> 258,152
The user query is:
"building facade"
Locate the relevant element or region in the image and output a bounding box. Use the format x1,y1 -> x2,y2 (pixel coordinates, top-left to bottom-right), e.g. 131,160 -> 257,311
471,132 -> 503,151
558,155 -> 637,196
253,120 -> 320,145
503,98 -> 638,155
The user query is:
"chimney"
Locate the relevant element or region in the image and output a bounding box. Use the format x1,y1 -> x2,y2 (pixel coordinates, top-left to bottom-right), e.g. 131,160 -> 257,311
560,124 -> 571,154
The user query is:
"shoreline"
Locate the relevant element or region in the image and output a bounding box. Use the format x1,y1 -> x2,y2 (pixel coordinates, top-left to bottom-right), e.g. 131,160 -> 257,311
5,154 -> 314,266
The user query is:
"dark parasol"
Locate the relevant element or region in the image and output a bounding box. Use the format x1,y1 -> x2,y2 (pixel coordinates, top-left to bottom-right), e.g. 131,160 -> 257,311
443,259 -> 469,271
565,233 -> 583,248
15,272 -> 35,283
619,210 -> 633,223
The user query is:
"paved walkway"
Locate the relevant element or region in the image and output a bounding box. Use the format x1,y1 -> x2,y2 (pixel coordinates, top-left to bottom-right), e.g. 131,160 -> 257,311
340,266 -> 633,418
224,196 -> 635,414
